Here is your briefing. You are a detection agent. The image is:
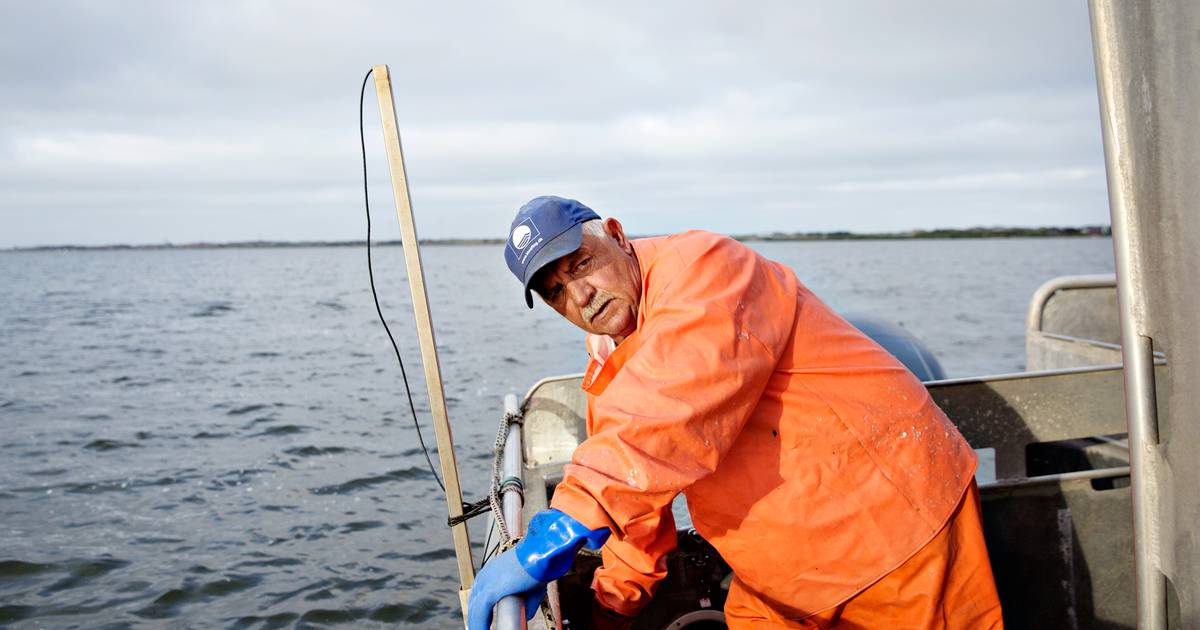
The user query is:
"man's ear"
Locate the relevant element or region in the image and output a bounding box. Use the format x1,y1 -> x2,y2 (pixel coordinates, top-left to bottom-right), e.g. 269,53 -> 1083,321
603,217 -> 633,254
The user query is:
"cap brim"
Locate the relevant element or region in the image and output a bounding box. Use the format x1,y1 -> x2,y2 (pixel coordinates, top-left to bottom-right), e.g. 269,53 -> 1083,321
522,225 -> 585,308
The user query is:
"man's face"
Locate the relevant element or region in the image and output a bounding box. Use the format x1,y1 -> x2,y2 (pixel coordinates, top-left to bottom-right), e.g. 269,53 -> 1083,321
533,218 -> 642,342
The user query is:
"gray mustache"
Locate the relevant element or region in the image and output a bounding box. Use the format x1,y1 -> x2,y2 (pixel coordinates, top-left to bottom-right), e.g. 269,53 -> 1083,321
581,291 -> 615,324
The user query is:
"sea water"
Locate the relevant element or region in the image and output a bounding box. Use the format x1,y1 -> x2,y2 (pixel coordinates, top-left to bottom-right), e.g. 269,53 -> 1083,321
0,238 -> 1113,627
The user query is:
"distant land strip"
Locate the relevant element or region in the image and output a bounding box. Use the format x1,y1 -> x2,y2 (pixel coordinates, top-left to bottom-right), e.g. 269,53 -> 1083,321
7,225 -> 1112,252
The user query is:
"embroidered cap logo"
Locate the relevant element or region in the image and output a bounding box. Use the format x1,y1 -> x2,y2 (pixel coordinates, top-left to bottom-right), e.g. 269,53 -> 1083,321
512,225 -> 533,250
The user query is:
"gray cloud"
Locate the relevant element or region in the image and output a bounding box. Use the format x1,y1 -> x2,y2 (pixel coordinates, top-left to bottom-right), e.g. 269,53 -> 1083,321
1,1 -> 1107,247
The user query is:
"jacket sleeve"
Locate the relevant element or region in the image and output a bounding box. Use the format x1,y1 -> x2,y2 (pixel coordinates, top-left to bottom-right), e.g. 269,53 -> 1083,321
591,500 -> 677,616
550,235 -> 798,537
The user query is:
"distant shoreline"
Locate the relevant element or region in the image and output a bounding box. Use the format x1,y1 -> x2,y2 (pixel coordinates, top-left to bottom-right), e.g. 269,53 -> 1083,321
5,226 -> 1111,252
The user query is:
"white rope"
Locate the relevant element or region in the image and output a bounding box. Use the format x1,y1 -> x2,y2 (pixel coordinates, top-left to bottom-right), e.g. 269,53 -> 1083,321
489,406 -> 523,546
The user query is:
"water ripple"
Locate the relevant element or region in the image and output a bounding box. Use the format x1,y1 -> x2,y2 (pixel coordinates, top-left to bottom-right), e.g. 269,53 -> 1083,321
84,439 -> 141,451
308,467 -> 432,495
191,301 -> 235,318
283,445 -> 353,457
133,573 -> 262,619
251,425 -> 308,437
38,558 -> 131,596
292,598 -> 444,625
0,560 -> 54,579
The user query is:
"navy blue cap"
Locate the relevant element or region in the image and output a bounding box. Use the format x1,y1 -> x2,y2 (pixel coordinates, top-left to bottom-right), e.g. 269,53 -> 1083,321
504,196 -> 601,308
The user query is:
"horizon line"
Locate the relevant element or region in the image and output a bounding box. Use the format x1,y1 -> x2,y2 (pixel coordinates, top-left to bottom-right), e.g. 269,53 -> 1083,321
4,224 -> 1113,252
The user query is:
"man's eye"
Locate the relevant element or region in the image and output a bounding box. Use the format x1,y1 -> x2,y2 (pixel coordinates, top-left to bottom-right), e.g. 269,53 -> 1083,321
575,258 -> 591,272
549,285 -> 563,300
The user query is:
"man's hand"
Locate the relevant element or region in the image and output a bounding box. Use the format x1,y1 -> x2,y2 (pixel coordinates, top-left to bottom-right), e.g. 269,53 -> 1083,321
466,548 -> 546,629
467,509 -> 610,630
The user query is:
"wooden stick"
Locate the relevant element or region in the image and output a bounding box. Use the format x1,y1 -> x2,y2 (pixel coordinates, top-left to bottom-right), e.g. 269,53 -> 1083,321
371,64 -> 476,605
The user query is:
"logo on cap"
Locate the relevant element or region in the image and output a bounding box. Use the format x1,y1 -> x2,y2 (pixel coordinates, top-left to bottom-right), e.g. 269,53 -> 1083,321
512,225 -> 533,250
508,218 -> 542,263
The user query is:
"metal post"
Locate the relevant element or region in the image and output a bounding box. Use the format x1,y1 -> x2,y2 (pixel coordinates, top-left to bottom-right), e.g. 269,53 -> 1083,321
371,64 -> 475,621
1086,3 -> 1181,628
496,394 -> 527,630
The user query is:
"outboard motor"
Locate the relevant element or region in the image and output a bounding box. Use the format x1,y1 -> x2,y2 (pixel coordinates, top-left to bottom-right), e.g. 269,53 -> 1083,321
844,314 -> 947,382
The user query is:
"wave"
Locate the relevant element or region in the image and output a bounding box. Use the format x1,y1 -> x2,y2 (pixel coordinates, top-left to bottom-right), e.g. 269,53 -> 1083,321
192,431 -> 231,439
39,557 -> 131,594
226,403 -> 273,416
282,445 -> 353,457
294,600 -> 443,625
308,467 -> 432,495
133,573 -> 262,619
0,560 -> 55,578
339,520 -> 386,534
190,302 -> 235,318
401,548 -> 457,562
83,439 -> 141,452
12,472 -> 194,496
250,425 -> 308,437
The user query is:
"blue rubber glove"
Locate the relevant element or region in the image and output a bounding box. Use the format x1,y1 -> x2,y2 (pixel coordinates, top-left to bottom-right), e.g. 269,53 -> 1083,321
468,509 -> 609,630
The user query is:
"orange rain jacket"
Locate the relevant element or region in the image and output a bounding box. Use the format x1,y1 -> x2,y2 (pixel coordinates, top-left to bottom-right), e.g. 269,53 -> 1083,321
549,230 -> 982,621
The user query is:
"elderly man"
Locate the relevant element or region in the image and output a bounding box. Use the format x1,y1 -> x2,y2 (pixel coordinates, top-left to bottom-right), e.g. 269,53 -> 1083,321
469,196 -> 1003,628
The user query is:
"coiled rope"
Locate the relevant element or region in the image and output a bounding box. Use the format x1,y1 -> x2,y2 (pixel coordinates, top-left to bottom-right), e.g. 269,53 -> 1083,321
488,405 -> 525,546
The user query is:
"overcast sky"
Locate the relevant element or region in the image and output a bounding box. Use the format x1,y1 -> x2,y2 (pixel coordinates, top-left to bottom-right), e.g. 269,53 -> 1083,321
1,1 -> 1108,247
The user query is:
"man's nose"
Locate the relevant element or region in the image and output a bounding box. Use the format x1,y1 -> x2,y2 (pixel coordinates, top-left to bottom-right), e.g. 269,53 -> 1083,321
566,279 -> 593,307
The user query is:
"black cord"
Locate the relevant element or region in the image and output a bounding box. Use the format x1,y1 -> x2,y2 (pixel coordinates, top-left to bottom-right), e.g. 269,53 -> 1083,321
448,497 -> 491,527
481,514 -> 496,563
481,505 -> 507,564
360,68 -> 445,493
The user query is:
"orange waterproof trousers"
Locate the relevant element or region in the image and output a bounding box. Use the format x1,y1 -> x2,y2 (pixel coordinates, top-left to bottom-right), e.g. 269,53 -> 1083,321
724,482 -> 1003,628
